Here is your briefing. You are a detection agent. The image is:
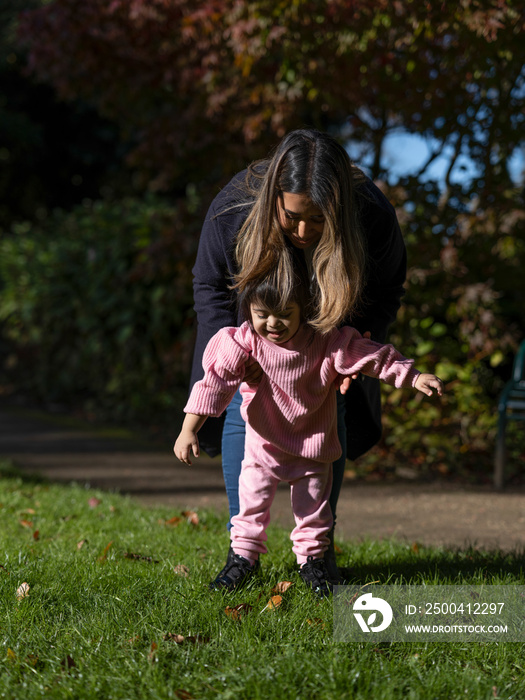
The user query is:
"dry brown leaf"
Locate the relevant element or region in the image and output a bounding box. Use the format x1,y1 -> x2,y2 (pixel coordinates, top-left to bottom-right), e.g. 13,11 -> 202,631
164,633 -> 210,644
182,510 -> 199,526
61,655 -> 76,670
123,552 -> 159,564
173,564 -> 190,577
16,582 -> 30,600
33,530 -> 40,541
265,595 -> 283,610
164,633 -> 186,643
271,581 -> 293,594
19,520 -> 33,529
224,603 -> 253,620
307,617 -> 326,629
411,542 -> 420,554
21,508 -> 36,515
174,690 -> 194,700
164,516 -> 181,526
98,541 -> 113,562
148,642 -> 158,662
77,540 -> 86,551
88,497 -> 101,509
185,635 -> 210,644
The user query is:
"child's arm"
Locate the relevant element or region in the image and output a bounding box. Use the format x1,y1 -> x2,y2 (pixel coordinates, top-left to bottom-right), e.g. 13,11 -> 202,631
174,413 -> 208,465
414,373 -> 444,397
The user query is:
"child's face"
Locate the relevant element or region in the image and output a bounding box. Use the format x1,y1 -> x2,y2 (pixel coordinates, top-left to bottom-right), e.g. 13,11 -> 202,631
250,301 -> 301,344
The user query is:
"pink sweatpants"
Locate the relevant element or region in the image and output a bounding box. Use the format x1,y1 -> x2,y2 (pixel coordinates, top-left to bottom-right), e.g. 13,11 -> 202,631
230,424 -> 333,565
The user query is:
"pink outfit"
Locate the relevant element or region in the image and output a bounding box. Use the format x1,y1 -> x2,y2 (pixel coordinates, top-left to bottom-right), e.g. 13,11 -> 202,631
185,322 -> 420,562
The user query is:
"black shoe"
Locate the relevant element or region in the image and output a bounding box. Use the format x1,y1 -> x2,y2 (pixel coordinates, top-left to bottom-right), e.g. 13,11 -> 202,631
323,528 -> 342,585
209,546 -> 259,592
299,556 -> 333,598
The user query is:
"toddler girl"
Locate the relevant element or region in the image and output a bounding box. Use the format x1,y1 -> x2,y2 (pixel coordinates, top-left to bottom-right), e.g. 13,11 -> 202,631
174,273 -> 443,596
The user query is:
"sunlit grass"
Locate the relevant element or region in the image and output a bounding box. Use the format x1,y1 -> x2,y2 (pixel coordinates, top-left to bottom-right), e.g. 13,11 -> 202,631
1,459 -> 524,699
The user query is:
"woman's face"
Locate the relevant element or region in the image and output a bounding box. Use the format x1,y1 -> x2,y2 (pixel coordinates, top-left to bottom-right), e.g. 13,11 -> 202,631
276,192 -> 325,249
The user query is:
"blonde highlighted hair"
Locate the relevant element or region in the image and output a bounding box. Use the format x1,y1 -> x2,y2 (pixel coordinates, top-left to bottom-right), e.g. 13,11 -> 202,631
233,129 -> 367,334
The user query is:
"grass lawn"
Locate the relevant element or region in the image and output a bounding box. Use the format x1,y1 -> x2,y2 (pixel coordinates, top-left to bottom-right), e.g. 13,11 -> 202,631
1,459 -> 524,699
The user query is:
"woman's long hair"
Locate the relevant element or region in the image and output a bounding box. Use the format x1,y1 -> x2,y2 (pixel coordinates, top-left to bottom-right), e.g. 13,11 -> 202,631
233,129 -> 367,334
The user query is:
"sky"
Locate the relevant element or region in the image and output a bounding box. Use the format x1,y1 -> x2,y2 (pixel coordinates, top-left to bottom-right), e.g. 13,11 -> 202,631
347,130 -> 524,188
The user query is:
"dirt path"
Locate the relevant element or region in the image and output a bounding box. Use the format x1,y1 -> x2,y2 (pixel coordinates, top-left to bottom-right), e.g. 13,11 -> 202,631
1,406 -> 524,552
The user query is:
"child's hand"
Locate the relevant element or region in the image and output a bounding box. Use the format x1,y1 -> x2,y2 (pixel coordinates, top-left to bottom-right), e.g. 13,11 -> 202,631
174,431 -> 200,465
415,373 -> 444,397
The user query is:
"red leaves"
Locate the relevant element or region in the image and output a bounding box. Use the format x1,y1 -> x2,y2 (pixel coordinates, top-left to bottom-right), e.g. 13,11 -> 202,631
224,603 -> 253,620
160,510 -> 200,527
223,581 -> 294,619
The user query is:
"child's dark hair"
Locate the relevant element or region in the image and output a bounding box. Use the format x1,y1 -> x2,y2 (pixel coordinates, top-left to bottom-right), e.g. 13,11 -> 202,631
238,267 -> 312,324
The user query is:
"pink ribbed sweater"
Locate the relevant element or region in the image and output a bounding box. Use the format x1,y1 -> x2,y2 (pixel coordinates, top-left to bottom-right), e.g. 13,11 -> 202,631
185,322 -> 420,463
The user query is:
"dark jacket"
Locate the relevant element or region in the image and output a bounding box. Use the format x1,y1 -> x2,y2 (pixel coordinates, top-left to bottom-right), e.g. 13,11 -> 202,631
189,169 -> 407,459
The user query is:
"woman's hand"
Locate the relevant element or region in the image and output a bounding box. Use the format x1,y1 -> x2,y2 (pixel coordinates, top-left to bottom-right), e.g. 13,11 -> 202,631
336,330 -> 372,394
244,359 -> 263,386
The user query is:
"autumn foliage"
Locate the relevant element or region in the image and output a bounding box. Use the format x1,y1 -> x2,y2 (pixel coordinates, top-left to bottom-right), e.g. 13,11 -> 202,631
3,0 -> 524,477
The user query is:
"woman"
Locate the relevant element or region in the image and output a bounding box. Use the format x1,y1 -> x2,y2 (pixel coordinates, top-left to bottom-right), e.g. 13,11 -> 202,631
189,128 -> 407,582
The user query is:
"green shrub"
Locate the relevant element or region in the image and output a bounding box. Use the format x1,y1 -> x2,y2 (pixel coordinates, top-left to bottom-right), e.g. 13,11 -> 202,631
0,195 -> 199,423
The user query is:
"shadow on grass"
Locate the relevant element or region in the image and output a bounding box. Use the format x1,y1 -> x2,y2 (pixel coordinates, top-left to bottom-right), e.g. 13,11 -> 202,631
340,546 -> 525,584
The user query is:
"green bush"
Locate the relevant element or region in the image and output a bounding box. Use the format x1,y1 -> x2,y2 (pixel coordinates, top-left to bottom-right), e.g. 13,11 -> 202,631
0,195 -> 199,423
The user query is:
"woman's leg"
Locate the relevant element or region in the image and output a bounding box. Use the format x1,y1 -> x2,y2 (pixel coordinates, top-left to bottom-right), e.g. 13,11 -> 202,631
329,390 -> 347,525
221,389 -> 245,528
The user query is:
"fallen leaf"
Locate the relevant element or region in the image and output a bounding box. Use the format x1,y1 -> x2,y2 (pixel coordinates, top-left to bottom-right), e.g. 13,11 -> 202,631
61,655 -> 76,670
411,542 -> 420,554
123,552 -> 159,564
271,581 -> 293,594
164,516 -> 181,526
185,635 -> 210,644
164,633 -> 186,643
307,617 -> 326,629
173,564 -> 190,577
98,541 -> 113,562
88,497 -> 101,509
16,582 -> 30,600
174,690 -> 194,700
20,508 -> 36,515
77,540 -> 86,551
19,520 -> 33,529
224,603 -> 253,620
182,510 -> 199,526
33,530 -> 40,541
26,654 -> 40,668
148,642 -> 158,662
7,648 -> 17,663
164,633 -> 210,644
265,595 -> 283,610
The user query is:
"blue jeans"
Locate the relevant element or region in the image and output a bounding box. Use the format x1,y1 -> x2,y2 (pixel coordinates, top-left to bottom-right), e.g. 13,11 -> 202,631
221,389 -> 347,530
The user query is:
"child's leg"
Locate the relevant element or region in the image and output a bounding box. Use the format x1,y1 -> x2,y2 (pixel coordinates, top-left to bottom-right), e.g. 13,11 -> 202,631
230,456 -> 279,563
289,462 -> 333,565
